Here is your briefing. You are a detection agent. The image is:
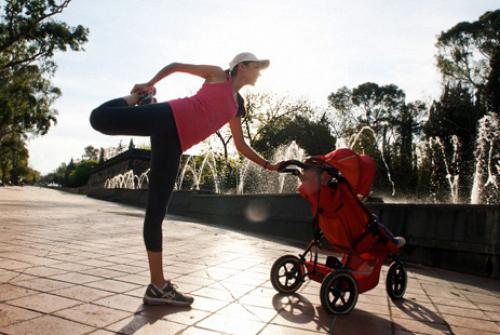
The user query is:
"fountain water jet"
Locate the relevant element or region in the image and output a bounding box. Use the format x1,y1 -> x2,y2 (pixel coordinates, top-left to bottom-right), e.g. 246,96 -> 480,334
471,113 -> 500,204
348,126 -> 396,196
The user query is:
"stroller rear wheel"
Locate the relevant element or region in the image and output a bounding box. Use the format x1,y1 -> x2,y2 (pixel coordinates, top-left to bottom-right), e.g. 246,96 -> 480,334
320,271 -> 358,315
270,255 -> 305,293
386,261 -> 407,299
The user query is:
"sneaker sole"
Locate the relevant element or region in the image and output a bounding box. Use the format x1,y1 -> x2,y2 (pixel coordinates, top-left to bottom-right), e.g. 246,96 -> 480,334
143,296 -> 193,306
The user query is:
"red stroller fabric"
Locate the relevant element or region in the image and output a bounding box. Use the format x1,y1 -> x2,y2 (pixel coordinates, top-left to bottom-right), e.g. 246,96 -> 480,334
319,148 -> 376,198
298,148 -> 377,251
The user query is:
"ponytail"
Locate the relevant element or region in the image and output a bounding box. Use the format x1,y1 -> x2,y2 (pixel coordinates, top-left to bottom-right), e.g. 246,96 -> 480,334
226,61 -> 252,78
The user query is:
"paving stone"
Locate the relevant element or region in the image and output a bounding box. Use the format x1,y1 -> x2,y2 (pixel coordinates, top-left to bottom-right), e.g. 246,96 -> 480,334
139,305 -> 209,326
94,294 -> 145,313
84,279 -> 141,293
260,324 -> 327,334
7,292 -> 81,313
0,315 -> 94,335
196,314 -> 266,334
14,277 -> 74,292
49,272 -> 102,284
0,303 -> 41,327
54,303 -> 130,327
444,314 -> 500,333
106,314 -> 187,335
178,327 -> 224,335
21,266 -> 67,277
393,317 -> 453,335
0,284 -> 37,302
51,285 -> 114,302
0,270 -> 21,283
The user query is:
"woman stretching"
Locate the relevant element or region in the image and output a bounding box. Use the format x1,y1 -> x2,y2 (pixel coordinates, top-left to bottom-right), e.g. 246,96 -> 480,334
89,52 -> 282,306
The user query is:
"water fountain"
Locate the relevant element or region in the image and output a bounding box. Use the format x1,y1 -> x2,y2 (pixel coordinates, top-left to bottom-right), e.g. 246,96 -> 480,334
137,169 -> 150,189
429,136 -> 461,204
347,126 -> 396,196
176,150 -> 219,192
104,169 -> 150,190
236,141 -> 306,194
471,113 -> 500,204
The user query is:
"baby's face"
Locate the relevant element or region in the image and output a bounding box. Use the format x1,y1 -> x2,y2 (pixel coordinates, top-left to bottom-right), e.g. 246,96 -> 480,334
299,169 -> 331,193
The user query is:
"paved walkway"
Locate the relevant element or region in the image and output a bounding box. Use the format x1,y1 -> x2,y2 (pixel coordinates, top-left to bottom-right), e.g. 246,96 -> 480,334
0,186 -> 499,335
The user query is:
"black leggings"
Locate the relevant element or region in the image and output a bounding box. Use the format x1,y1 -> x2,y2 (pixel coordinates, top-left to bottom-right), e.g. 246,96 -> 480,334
89,98 -> 181,252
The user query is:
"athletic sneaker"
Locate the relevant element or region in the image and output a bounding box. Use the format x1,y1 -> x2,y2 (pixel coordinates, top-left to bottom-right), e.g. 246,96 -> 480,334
393,236 -> 406,248
143,281 -> 194,306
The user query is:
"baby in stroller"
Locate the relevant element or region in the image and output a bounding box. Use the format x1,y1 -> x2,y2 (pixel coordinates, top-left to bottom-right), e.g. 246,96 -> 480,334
270,148 -> 408,315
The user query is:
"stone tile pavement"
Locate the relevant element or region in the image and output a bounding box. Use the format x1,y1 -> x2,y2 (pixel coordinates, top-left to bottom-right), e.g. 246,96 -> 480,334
0,186 -> 499,334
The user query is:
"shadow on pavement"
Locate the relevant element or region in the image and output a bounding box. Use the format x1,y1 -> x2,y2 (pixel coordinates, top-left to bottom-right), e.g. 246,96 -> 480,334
115,304 -> 191,334
392,298 -> 446,325
406,263 -> 500,294
271,293 -> 333,333
270,292 -> 454,334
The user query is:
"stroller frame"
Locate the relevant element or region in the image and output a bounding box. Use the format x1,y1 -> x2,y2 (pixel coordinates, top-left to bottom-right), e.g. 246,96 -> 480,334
270,159 -> 408,315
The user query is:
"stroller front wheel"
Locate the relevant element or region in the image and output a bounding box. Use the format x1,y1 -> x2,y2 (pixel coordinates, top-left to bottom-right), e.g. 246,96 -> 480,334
320,271 -> 358,315
270,255 -> 305,293
386,261 -> 407,299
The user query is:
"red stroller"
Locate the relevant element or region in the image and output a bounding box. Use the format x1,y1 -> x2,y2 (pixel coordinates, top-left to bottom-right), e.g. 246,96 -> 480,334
270,148 -> 407,315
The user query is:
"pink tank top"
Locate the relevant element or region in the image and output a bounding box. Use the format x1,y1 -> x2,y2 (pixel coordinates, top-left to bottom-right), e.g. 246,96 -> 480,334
168,79 -> 238,152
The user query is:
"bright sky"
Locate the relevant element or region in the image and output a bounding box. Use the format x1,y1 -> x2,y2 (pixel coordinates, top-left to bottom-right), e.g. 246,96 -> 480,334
26,0 -> 499,175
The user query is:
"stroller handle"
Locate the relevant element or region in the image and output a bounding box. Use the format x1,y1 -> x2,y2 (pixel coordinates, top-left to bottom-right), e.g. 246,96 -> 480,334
278,159 -> 342,179
278,160 -> 308,175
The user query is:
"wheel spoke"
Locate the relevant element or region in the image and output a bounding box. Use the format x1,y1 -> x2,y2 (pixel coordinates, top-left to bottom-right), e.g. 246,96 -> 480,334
340,294 -> 347,305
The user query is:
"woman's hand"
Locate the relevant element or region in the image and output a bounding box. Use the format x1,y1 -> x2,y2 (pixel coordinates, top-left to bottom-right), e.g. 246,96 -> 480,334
131,83 -> 154,95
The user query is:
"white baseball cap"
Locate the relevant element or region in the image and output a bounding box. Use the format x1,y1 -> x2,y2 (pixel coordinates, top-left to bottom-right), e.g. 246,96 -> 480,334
229,52 -> 270,71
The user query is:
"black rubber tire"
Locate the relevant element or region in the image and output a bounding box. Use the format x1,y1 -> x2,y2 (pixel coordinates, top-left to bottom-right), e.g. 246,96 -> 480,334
386,261 -> 407,300
320,271 -> 358,315
270,255 -> 305,294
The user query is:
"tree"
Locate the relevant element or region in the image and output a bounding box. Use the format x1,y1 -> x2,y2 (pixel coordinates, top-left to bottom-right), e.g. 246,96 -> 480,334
0,62 -> 60,142
0,0 -> 89,141
98,147 -> 105,164
328,82 -> 406,142
39,161 -> 66,186
116,140 -> 125,153
67,160 -> 97,187
436,10 -> 500,98
253,113 -> 336,157
82,145 -> 99,161
485,51 -> 500,114
64,157 -> 74,186
0,0 -> 89,72
0,132 -> 31,185
391,101 -> 427,194
0,0 -> 88,184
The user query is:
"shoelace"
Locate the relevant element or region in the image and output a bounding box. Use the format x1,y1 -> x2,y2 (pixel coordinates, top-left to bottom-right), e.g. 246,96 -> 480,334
163,281 -> 180,293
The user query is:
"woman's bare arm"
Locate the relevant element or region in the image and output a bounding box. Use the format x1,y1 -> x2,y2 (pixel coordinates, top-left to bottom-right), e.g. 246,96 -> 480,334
131,63 -> 226,94
229,116 -> 281,171
148,63 -> 225,85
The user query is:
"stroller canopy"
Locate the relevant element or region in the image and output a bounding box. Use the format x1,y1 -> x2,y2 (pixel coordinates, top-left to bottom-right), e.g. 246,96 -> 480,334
314,148 -> 376,197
